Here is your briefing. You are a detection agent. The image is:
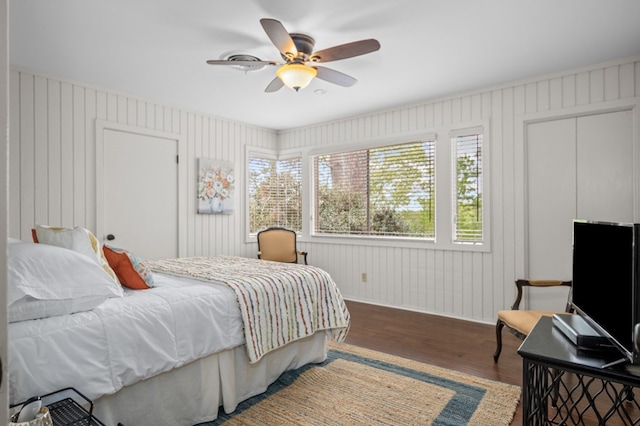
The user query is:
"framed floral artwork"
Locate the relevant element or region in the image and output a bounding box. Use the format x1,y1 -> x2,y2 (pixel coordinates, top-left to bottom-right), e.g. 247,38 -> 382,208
197,158 -> 235,214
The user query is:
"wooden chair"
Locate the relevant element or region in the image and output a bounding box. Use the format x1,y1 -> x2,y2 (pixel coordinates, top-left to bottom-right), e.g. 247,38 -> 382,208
494,279 -> 572,362
257,227 -> 308,265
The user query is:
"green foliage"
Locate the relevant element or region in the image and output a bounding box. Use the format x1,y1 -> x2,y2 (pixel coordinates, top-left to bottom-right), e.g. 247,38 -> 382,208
249,138 -> 482,241
371,207 -> 412,236
455,202 -> 483,241
455,154 -> 482,241
404,199 -> 435,237
457,154 -> 479,204
317,187 -> 367,234
316,142 -> 437,238
368,145 -> 423,209
249,159 -> 301,233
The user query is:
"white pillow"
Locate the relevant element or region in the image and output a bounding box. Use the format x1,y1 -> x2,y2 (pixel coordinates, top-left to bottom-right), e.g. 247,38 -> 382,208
8,241 -> 124,306
32,225 -> 119,285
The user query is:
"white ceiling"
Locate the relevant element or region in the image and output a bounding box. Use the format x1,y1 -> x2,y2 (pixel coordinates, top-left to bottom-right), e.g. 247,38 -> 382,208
10,0 -> 640,131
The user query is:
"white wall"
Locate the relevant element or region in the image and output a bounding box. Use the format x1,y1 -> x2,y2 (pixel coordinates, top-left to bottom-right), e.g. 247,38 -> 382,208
280,55 -> 640,323
8,55 -> 640,326
9,69 -> 277,260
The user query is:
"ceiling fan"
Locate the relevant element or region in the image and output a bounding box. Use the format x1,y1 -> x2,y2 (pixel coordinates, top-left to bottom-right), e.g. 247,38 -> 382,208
206,18 -> 381,93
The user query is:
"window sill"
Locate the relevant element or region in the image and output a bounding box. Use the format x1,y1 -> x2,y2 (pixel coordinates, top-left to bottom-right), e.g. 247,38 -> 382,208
302,234 -> 490,252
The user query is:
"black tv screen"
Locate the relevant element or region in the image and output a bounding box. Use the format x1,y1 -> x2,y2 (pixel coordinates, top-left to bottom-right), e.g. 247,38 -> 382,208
571,220 -> 639,363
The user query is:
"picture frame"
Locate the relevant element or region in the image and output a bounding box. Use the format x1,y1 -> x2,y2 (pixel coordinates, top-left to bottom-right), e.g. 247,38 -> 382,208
197,158 -> 235,214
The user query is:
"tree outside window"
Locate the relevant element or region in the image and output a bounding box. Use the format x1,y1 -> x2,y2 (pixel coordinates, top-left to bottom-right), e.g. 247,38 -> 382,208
453,133 -> 483,243
313,140 -> 436,238
248,127 -> 486,248
248,155 -> 302,234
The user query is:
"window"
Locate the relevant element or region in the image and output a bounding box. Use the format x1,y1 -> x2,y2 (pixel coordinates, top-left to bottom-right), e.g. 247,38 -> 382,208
312,140 -> 436,238
248,153 -> 302,234
248,123 -> 488,249
452,131 -> 483,243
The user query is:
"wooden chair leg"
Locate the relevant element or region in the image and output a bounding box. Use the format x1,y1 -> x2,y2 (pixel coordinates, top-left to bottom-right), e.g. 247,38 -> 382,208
494,319 -> 505,363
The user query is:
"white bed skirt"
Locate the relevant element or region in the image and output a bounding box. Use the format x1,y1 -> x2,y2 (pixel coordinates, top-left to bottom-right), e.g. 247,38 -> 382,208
93,331 -> 329,426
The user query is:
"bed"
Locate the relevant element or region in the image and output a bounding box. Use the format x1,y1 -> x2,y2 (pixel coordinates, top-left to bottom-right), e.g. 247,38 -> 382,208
7,230 -> 350,425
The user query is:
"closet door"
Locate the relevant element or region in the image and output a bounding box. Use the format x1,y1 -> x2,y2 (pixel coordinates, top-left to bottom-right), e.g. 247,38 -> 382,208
526,118 -> 576,310
576,111 -> 634,223
526,110 -> 633,310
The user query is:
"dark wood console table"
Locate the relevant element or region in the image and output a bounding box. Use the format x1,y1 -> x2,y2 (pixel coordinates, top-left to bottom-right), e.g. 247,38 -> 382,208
518,316 -> 640,425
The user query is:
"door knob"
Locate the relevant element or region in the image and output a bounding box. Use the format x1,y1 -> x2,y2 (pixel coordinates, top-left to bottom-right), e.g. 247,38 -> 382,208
106,234 -> 115,241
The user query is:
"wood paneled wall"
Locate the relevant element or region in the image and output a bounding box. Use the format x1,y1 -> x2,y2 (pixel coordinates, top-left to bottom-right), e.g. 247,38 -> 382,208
280,56 -> 640,323
9,55 -> 640,324
9,69 -> 278,260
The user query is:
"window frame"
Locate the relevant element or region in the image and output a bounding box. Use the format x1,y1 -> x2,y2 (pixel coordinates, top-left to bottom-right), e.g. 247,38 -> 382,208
450,126 -> 485,245
246,122 -> 490,252
245,146 -> 305,242
311,137 -> 437,241
435,121 -> 490,252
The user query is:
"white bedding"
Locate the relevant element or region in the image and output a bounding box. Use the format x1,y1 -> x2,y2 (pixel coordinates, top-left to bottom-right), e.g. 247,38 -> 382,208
93,331 -> 329,426
148,256 -> 350,362
9,272 -> 244,404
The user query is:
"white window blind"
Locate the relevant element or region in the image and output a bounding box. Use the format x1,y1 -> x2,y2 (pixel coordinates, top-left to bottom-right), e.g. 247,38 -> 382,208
313,140 -> 436,238
452,132 -> 483,242
248,154 -> 302,233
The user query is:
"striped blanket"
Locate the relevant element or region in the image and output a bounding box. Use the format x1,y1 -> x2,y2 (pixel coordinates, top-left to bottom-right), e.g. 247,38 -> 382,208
147,256 -> 350,363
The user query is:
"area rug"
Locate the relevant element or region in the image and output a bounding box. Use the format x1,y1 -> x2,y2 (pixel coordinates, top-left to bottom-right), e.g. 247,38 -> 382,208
199,342 -> 521,425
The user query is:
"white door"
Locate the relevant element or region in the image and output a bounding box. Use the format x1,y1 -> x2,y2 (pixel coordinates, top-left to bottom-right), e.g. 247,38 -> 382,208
103,128 -> 178,260
526,110 -> 634,310
576,111 -> 634,222
527,118 -> 577,286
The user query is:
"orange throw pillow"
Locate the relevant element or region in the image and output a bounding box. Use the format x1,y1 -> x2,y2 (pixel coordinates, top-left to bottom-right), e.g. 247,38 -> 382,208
103,245 -> 154,290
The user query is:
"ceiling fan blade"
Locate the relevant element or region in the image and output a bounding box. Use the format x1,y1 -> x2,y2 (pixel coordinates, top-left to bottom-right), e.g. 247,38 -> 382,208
260,18 -> 298,58
310,39 -> 380,63
264,76 -> 285,93
206,59 -> 279,66
314,66 -> 357,87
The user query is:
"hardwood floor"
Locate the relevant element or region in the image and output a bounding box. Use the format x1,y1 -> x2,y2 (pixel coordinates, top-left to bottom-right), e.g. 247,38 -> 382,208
343,300 -> 526,424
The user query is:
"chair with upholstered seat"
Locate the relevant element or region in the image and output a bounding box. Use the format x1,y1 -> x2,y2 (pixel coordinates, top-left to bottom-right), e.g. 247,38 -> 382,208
257,227 -> 308,265
494,278 -> 572,362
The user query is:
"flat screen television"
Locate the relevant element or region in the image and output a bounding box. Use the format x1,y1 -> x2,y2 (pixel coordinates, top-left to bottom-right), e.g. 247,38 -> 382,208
571,219 -> 640,364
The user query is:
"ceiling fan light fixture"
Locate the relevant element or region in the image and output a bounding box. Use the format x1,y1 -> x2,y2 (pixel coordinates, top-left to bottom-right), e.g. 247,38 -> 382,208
277,63 -> 317,92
